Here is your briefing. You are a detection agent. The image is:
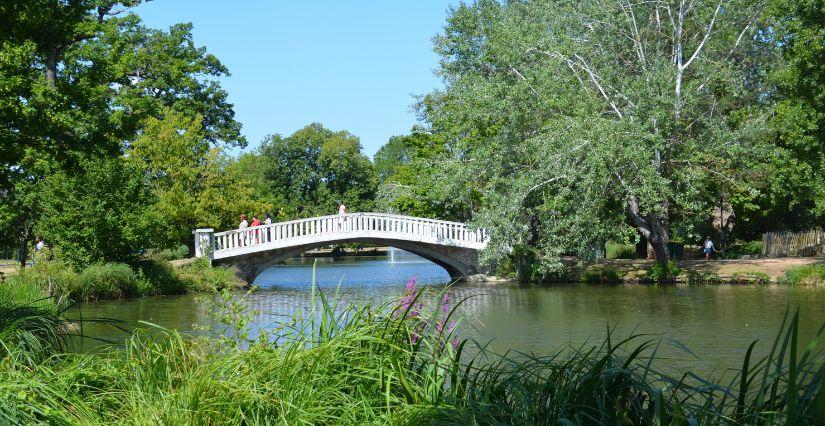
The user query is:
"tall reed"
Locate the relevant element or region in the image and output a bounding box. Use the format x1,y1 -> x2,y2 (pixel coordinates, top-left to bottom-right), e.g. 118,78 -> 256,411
0,273 -> 822,424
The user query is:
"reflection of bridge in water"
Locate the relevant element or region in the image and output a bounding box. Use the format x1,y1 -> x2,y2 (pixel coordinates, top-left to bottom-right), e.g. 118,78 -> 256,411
194,212 -> 489,282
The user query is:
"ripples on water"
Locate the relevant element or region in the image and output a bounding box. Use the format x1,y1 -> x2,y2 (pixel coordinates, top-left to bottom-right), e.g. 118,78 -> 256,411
70,253 -> 825,376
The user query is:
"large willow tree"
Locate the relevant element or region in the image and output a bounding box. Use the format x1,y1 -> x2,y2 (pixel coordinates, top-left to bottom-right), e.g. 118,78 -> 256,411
424,0 -> 769,271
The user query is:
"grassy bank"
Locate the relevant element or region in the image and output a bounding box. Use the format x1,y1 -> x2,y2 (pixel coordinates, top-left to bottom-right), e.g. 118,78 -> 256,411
2,258 -> 244,303
555,258 -> 825,285
1,279 -> 823,424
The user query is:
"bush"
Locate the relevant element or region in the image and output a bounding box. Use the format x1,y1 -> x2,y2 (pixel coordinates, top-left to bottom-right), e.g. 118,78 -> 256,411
9,260 -> 80,303
724,240 -> 763,259
175,258 -> 245,292
606,242 -> 636,259
133,259 -> 188,296
647,260 -> 681,283
145,245 -> 190,262
730,271 -> 771,285
777,264 -> 825,286
686,270 -> 722,284
580,266 -> 621,284
76,263 -> 139,301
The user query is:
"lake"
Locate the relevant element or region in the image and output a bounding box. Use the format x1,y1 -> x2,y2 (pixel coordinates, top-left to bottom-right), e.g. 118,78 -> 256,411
70,251 -> 825,377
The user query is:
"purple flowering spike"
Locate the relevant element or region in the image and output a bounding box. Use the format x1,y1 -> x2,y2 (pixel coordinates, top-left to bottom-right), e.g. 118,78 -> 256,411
441,293 -> 450,316
405,277 -> 416,293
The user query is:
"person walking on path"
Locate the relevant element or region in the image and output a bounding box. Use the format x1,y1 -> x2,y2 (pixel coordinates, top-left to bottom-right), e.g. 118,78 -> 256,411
703,236 -> 716,260
32,238 -> 45,266
238,214 -> 249,246
337,201 -> 346,230
251,215 -> 262,244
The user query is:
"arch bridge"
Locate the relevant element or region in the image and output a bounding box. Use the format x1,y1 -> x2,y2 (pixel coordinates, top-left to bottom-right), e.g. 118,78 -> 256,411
193,212 -> 489,283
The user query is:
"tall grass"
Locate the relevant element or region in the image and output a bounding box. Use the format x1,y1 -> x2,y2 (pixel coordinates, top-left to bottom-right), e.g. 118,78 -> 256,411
0,276 -> 823,424
778,264 -> 825,286
3,258 -> 243,303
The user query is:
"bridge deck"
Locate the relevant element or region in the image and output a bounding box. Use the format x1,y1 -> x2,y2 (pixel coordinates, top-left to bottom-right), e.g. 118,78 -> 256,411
196,212 -> 487,260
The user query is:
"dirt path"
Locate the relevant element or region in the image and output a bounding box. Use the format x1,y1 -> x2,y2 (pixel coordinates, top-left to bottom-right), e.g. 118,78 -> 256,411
588,257 -> 824,281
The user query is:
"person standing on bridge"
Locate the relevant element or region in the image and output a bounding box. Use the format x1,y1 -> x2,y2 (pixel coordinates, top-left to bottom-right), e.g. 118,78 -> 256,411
337,201 -> 346,231
264,212 -> 272,242
238,214 -> 248,246
251,215 -> 261,244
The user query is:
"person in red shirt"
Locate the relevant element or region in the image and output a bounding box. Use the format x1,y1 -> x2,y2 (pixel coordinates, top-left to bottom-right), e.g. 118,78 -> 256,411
250,215 -> 261,244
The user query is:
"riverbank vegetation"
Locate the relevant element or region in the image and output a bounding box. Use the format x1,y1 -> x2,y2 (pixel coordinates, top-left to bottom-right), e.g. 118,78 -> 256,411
1,284 -> 823,424
778,264 -> 825,286
3,255 -> 243,303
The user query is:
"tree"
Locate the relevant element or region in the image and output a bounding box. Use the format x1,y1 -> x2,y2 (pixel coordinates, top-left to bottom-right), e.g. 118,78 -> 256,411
0,1 -> 244,263
424,0 -> 769,270
128,110 -> 269,249
374,128 -> 475,220
256,123 -> 376,218
754,0 -> 825,231
34,158 -> 150,267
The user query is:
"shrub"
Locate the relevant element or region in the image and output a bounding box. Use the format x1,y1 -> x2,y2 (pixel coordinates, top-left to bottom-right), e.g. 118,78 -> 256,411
9,260 -> 80,303
647,260 -> 681,283
686,270 -> 722,284
777,264 -> 825,286
724,240 -> 763,259
145,245 -> 190,262
133,259 -> 187,296
730,271 -> 771,285
175,258 -> 245,292
606,242 -> 636,259
580,266 -> 621,284
76,263 -> 139,301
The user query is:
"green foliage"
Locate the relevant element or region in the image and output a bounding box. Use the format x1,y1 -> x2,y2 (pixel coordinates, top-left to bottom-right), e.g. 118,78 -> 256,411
606,242 -> 636,259
76,263 -> 139,301
647,260 -> 682,283
245,123 -> 377,218
725,240 -> 764,258
777,264 -> 825,286
34,158 -> 150,267
747,0 -> 825,233
0,2 -> 244,258
145,245 -> 190,262
415,0 -> 771,271
175,258 -> 244,292
374,128 -> 472,220
731,271 -> 771,285
130,110 -> 269,249
687,271 -> 723,285
580,266 -> 621,284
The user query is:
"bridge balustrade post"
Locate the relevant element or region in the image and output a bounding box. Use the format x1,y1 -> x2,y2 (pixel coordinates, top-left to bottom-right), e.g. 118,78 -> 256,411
193,228 -> 214,262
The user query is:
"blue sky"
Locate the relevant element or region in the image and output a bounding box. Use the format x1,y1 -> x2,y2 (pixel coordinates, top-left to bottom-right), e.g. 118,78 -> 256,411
133,0 -> 456,157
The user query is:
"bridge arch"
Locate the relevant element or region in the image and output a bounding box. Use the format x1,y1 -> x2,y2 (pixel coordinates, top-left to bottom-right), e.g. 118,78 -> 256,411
194,213 -> 488,283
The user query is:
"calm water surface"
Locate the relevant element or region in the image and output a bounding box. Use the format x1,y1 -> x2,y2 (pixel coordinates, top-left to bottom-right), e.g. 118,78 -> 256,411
71,253 -> 825,376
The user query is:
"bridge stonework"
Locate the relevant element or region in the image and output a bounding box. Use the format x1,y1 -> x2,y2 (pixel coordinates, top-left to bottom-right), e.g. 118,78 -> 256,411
194,213 -> 489,284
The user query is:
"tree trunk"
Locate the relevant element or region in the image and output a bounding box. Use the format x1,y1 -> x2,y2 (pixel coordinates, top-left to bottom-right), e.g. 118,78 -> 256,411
627,195 -> 670,265
18,224 -> 29,269
45,47 -> 58,87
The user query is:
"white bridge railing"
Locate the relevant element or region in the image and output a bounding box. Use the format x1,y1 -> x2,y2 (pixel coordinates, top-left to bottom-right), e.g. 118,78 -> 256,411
195,212 -> 488,260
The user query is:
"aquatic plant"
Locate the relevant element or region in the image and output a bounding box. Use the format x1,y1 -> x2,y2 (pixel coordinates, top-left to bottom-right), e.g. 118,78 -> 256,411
0,275 -> 823,424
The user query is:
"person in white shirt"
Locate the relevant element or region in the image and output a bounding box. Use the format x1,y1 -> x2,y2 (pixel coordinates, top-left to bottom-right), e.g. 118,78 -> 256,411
238,214 -> 249,246
703,236 -> 715,260
337,201 -> 346,230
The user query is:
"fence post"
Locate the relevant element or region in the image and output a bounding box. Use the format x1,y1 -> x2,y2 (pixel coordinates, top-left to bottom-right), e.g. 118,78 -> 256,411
193,228 -> 214,263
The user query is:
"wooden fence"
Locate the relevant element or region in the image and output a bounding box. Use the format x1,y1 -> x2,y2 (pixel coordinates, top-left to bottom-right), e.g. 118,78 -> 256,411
762,229 -> 825,258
